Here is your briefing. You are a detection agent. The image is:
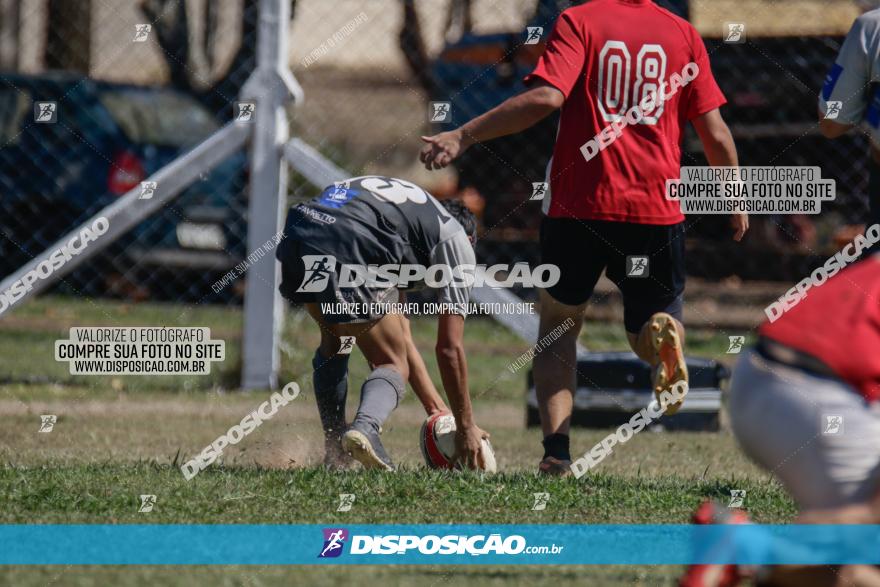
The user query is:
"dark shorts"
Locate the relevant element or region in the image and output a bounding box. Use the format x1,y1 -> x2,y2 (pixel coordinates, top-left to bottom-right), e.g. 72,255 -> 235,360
869,159 -> 880,255
277,239 -> 398,324
540,217 -> 685,333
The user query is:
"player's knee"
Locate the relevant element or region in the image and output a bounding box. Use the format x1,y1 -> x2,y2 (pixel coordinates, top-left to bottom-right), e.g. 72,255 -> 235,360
538,316 -> 581,350
318,334 -> 340,358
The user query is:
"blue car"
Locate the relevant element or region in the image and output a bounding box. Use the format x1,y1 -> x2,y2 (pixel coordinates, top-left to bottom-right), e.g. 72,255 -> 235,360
0,72 -> 247,299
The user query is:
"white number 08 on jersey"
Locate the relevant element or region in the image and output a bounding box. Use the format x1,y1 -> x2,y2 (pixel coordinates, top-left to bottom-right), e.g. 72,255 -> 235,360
597,41 -> 668,125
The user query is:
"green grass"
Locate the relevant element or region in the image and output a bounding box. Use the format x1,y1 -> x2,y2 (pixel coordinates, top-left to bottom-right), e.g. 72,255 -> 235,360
0,296 -> 243,390
0,295 -> 744,398
0,295 -> 773,586
0,463 -> 793,525
0,464 -> 792,586
0,565 -> 689,587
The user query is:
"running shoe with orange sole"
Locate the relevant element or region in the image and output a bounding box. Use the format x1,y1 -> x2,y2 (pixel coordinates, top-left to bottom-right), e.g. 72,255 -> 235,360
649,312 -> 689,415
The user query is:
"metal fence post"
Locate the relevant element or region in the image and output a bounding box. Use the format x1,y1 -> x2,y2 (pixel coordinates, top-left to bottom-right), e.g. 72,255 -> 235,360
0,123 -> 249,316
240,0 -> 303,390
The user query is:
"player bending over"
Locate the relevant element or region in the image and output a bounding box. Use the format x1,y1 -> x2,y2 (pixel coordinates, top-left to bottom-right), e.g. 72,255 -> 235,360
682,253 -> 880,587
275,175 -> 489,471
420,0 -> 747,475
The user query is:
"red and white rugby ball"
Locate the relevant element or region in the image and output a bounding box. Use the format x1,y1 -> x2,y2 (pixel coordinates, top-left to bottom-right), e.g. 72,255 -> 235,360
419,412 -> 496,473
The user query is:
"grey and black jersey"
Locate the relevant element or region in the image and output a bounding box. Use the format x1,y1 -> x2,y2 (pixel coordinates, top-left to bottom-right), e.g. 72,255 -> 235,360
820,9 -> 880,140
276,176 -> 475,320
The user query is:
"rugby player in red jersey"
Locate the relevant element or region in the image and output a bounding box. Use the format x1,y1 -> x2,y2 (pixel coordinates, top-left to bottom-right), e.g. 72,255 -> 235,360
421,0 -> 747,475
681,252 -> 880,586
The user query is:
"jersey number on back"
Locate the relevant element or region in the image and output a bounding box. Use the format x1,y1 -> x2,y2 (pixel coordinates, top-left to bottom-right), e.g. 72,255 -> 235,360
361,177 -> 429,204
597,41 -> 667,125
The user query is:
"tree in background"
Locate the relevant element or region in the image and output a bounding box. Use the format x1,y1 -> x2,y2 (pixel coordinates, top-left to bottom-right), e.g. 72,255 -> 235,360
0,0 -> 20,71
139,0 -> 298,119
45,0 -> 92,73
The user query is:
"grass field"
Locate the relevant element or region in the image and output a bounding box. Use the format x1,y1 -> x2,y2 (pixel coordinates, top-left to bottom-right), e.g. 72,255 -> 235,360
0,296 -> 791,586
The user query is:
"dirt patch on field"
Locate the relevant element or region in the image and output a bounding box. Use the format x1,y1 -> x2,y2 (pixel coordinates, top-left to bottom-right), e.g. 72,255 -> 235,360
0,394 -> 526,470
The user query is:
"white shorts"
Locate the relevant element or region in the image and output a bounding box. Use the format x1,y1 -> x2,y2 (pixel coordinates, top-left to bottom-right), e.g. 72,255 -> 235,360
729,349 -> 880,510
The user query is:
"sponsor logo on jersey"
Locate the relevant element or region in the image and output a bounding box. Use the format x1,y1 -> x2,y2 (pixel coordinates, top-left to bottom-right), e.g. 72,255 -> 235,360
319,186 -> 358,209
295,203 -> 336,225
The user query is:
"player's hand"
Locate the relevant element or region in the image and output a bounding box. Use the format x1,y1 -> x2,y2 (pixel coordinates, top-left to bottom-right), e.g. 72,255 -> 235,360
453,424 -> 489,470
731,213 -> 749,241
420,129 -> 469,170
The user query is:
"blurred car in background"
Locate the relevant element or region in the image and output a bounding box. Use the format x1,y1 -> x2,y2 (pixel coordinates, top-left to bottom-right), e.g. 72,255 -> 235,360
0,73 -> 246,300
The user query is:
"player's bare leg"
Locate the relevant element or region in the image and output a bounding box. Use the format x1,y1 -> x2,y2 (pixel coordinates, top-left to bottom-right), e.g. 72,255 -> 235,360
365,315 -> 446,415
627,313 -> 688,415
306,303 -> 409,471
533,289 -> 586,476
307,301 -> 448,468
400,312 -> 448,416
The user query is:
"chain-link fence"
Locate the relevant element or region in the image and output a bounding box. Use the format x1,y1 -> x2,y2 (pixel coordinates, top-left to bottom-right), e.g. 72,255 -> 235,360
0,0 -> 875,384
0,0 -> 255,305
288,0 -> 873,281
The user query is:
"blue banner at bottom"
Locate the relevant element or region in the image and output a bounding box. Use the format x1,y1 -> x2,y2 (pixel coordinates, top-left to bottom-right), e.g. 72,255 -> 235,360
1,524 -> 879,565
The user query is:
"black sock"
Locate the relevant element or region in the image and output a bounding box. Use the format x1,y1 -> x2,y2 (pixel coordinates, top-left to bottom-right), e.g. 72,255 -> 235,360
312,350 -> 349,439
542,433 -> 571,461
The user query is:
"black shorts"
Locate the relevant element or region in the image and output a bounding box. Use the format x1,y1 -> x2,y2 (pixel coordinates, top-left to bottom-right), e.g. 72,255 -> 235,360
277,238 -> 398,324
540,217 -> 685,333
869,159 -> 880,255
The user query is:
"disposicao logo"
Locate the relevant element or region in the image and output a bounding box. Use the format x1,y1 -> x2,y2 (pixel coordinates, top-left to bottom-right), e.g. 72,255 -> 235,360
319,528 -> 348,558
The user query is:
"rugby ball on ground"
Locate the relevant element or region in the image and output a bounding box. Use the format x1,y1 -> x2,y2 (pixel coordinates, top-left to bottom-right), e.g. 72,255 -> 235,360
419,412 -> 496,473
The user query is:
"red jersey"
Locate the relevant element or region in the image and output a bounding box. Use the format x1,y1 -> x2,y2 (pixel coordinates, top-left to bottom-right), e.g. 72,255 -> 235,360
524,0 -> 726,224
759,255 -> 880,402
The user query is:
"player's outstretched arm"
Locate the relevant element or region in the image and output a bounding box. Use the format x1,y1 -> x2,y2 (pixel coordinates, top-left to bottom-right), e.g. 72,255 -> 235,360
435,312 -> 489,469
401,312 -> 449,416
419,82 -> 564,170
692,108 -> 749,241
818,115 -> 854,139
817,12 -> 871,140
